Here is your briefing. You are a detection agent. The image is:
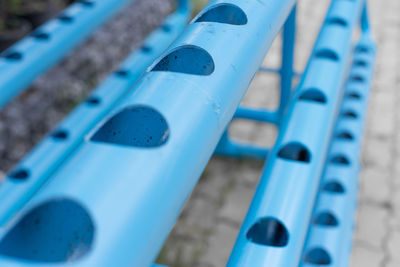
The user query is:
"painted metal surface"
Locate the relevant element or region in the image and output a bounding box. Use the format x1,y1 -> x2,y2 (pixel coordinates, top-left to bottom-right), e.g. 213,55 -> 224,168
0,0 -> 297,266
0,8 -> 190,227
0,0 -> 376,266
300,16 -> 377,267
227,0 -> 368,266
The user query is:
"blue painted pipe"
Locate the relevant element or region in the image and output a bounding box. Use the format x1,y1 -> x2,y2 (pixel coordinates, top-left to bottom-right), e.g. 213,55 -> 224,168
227,0 -> 365,266
279,5 -> 297,118
0,9 -> 189,226
300,35 -> 376,267
0,0 -> 136,110
0,0 -> 297,266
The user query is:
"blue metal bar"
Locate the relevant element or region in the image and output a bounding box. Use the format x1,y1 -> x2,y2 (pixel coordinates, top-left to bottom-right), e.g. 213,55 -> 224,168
0,0 -> 136,110
0,1 -> 297,266
259,66 -> 281,74
259,66 -> 302,77
227,0 -> 365,265
300,35 -> 376,267
279,5 -> 297,118
178,0 -> 191,13
234,106 -> 279,125
0,10 -> 189,226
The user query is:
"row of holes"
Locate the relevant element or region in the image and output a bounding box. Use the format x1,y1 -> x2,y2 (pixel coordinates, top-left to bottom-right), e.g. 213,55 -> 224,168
7,94 -> 104,181
301,49 -> 371,265
5,0 -> 184,180
0,0 -> 113,62
244,41 -> 371,266
90,3 -> 252,146
2,3 -> 248,63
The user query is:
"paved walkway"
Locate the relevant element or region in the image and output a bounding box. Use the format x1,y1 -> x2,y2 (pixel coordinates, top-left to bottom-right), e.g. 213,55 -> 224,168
157,0 -> 400,266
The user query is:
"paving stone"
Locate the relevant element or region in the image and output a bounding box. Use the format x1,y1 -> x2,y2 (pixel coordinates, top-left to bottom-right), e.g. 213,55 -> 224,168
362,136 -> 393,169
353,202 -> 388,250
218,183 -> 256,226
198,223 -> 239,267
349,245 -> 384,267
360,167 -> 391,203
386,229 -> 400,266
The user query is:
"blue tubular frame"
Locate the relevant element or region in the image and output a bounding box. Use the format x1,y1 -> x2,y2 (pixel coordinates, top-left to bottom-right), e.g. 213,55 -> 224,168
214,5 -> 297,160
0,0 -> 297,266
0,7 -> 190,226
279,5 -> 297,119
227,0 -> 366,266
300,9 -> 376,267
0,0 -> 376,266
0,0 -> 136,110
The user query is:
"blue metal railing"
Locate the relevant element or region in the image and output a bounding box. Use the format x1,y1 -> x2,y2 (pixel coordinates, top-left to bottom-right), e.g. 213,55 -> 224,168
0,0 -> 375,266
227,0 -> 372,265
300,32 -> 376,267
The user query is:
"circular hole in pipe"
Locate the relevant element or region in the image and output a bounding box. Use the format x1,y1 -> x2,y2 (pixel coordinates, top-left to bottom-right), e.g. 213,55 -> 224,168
277,142 -> 311,163
331,154 -> 351,165
152,45 -> 215,76
315,49 -> 340,61
313,211 -> 339,226
323,180 -> 346,194
354,59 -> 368,67
58,15 -> 74,23
326,17 -> 348,27
303,247 -> 332,265
91,105 -> 170,148
31,32 -> 50,40
114,69 -> 130,77
246,217 -> 289,247
298,88 -> 327,104
0,198 -> 95,262
8,169 -> 30,180
342,110 -> 359,119
85,96 -> 101,106
2,51 -> 23,61
51,130 -> 69,140
195,3 -> 248,25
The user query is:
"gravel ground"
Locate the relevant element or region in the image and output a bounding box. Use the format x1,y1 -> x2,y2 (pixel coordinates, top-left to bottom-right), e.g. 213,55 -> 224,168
0,0 -> 175,174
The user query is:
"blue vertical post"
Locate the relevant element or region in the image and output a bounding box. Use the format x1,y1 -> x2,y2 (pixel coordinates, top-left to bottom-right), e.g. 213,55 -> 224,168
178,0 -> 191,14
279,5 -> 297,119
